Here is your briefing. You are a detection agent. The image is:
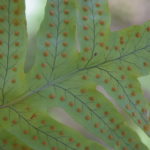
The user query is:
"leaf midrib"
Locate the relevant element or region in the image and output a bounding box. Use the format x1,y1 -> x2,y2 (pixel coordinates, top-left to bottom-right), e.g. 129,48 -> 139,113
0,43 -> 150,109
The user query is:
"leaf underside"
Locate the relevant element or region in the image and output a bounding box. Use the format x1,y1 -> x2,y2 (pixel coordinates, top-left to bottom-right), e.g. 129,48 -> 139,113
0,0 -> 150,150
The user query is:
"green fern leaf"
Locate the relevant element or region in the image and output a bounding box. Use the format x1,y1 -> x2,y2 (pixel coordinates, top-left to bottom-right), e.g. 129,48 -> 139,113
0,129 -> 33,150
0,0 -> 27,106
0,0 -> 150,150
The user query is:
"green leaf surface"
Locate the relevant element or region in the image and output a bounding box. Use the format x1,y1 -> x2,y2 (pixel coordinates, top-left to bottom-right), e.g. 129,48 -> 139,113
0,0 -> 150,150
0,129 -> 33,150
0,106 -> 106,150
0,0 -> 27,106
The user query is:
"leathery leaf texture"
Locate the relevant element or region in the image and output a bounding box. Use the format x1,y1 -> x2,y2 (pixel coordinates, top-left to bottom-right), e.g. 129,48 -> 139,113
0,0 -> 150,150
